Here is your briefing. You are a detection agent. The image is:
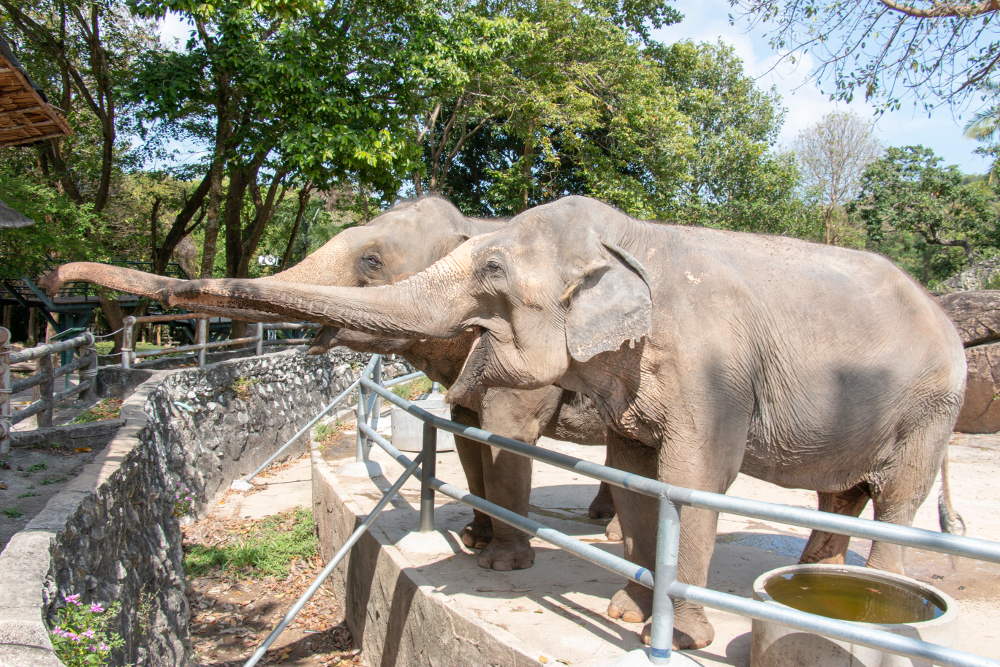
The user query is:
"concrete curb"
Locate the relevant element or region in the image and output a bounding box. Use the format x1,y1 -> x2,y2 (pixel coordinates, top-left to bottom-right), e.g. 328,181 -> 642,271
311,440 -> 548,667
0,371 -> 169,667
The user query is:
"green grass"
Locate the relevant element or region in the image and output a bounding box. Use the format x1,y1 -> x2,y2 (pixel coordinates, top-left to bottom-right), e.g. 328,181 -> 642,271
72,398 -> 123,424
95,341 -> 167,356
391,376 -> 437,401
18,492 -> 38,498
2,508 -> 23,519
25,463 -> 47,473
184,507 -> 317,578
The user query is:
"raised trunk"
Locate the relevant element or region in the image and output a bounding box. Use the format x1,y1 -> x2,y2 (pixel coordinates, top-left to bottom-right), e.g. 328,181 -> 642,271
38,263 -> 182,301
168,248 -> 480,341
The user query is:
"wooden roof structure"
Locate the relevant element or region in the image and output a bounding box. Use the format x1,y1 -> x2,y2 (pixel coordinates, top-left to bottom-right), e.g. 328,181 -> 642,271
0,37 -> 71,148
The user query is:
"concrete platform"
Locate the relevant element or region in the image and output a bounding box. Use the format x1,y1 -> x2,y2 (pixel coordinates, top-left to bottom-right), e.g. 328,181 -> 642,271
311,426 -> 1000,667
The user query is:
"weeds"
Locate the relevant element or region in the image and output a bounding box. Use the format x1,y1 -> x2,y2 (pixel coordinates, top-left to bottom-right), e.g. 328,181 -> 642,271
230,377 -> 259,400
72,398 -> 123,424
183,507 -> 317,578
26,463 -> 47,473
391,376 -> 437,401
3,508 -> 23,518
18,492 -> 38,498
173,483 -> 195,518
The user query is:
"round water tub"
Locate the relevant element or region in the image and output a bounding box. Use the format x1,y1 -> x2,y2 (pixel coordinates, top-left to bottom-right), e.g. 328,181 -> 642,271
750,564 -> 958,667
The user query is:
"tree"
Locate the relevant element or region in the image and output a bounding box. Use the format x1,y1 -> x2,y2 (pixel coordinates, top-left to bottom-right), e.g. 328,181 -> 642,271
849,145 -> 1000,284
660,40 -> 807,234
731,0 -> 1000,112
793,111 -> 883,245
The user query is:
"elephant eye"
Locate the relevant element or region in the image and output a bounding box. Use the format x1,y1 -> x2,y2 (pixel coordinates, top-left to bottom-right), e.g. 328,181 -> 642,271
362,255 -> 382,270
483,259 -> 504,275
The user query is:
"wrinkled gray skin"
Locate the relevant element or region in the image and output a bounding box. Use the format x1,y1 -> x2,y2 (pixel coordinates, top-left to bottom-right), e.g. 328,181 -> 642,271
39,197 -> 617,571
164,195 -> 967,650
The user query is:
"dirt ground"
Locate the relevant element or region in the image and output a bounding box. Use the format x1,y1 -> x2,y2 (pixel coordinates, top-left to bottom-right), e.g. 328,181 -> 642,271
183,515 -> 361,667
0,442 -> 105,550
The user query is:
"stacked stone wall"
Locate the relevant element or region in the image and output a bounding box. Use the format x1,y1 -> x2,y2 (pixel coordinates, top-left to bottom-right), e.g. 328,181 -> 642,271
0,348 -> 410,667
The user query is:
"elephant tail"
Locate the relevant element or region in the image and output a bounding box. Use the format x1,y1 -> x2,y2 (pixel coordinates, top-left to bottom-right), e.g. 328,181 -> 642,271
937,456 -> 966,536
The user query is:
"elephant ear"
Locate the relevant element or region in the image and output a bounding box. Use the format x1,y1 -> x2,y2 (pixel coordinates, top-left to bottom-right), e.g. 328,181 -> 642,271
565,240 -> 652,363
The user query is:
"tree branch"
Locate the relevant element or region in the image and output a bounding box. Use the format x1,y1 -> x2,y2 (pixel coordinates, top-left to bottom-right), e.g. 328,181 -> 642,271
879,0 -> 999,18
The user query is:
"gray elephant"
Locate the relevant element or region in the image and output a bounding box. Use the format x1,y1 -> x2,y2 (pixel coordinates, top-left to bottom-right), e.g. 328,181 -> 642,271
163,195 -> 967,650
39,197 -> 617,571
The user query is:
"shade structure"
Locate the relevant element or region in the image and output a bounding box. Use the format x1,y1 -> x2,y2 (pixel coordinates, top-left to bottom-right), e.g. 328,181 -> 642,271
0,37 -> 71,148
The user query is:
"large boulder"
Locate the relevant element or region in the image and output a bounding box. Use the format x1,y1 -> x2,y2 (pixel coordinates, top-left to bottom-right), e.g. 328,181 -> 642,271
937,291 -> 1000,433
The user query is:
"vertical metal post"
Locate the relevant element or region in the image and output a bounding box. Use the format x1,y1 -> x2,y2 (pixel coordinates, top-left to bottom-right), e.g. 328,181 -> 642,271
37,351 -> 53,428
367,356 -> 382,454
78,333 -> 97,402
0,327 -> 10,455
121,315 -> 135,370
355,379 -> 368,463
255,323 -> 264,356
419,421 -> 437,532
197,317 -> 207,367
649,495 -> 681,665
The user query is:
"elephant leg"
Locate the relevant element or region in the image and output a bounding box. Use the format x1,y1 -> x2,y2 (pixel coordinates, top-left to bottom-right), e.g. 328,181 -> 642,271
589,447 -> 617,520
451,406 -> 492,550
475,387 -> 563,571
606,435 -> 658,626
605,514 -> 623,542
798,485 -> 870,565
479,445 -> 535,570
867,419 -> 953,574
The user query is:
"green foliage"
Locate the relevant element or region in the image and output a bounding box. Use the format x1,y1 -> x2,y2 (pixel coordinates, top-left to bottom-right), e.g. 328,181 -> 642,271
183,507 -> 317,578
50,596 -> 125,667
2,508 -> 23,518
391,376 -> 435,401
849,145 -> 1000,284
173,483 -> 195,518
230,377 -> 259,400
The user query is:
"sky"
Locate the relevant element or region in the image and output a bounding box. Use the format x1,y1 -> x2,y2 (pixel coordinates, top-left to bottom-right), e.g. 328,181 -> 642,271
157,1 -> 993,175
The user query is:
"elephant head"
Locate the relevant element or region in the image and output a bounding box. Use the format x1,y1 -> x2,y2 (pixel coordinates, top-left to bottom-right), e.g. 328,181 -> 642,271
165,196 -> 653,404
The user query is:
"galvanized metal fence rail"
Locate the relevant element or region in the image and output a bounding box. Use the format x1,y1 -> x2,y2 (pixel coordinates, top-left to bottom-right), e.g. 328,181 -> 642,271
0,325 -> 97,454
254,322 -> 318,355
243,356 -> 1000,667
118,313 -> 262,369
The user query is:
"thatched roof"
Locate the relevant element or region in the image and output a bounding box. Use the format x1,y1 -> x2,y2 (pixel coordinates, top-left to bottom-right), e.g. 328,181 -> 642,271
0,199 -> 34,228
0,37 -> 71,148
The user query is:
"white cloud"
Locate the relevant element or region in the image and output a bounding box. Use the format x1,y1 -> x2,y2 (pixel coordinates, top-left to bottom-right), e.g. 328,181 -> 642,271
651,0 -> 992,174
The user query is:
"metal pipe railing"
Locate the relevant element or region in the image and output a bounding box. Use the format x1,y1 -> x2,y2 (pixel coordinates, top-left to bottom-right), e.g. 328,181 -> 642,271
246,355 -> 1000,667
1,329 -> 96,451
119,314 -> 263,369
256,322 -> 319,355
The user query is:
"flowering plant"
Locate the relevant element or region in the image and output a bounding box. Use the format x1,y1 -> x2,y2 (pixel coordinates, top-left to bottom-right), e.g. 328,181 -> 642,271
174,482 -> 195,518
50,595 -> 125,666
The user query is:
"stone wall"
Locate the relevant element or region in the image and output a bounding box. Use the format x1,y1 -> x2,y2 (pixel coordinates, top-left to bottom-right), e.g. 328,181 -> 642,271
0,347 -> 411,667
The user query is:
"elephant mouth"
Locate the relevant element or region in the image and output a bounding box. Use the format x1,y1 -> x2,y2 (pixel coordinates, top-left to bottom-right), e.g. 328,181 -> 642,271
448,326 -> 488,407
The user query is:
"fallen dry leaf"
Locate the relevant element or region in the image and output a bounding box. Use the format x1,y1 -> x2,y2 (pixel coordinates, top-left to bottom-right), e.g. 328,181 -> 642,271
74,447 -> 91,453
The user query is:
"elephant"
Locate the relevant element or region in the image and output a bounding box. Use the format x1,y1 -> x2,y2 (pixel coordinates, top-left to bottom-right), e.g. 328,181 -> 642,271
161,195 -> 968,650
39,196 -> 618,571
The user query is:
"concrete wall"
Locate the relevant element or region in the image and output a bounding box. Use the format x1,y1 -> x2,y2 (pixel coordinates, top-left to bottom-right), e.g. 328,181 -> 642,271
0,347 -> 410,667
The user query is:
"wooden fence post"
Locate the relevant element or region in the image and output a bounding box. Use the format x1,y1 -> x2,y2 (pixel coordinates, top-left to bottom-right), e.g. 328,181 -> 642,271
0,327 -> 11,455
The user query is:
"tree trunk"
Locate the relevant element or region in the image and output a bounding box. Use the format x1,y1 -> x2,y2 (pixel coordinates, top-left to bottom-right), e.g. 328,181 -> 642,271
97,290 -> 124,355
154,172 -> 211,275
200,157 -> 225,279
27,307 -> 37,346
2,305 -> 10,332
280,183 -> 313,271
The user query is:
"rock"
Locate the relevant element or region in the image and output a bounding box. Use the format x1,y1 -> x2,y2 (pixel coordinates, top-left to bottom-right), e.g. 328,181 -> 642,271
937,291 -> 1000,347
937,291 -> 1000,433
955,343 -> 1000,433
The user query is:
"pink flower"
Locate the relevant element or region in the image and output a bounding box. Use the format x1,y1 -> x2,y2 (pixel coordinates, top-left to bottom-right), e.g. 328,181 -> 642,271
83,629 -> 96,638
90,603 -> 104,613
65,594 -> 81,605
99,643 -> 109,651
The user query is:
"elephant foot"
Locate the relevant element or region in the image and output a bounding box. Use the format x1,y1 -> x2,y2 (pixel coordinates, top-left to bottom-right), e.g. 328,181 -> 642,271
605,515 -> 623,542
460,516 -> 493,550
478,537 -> 535,571
640,617 -> 715,650
607,583 -> 652,623
588,484 -> 616,519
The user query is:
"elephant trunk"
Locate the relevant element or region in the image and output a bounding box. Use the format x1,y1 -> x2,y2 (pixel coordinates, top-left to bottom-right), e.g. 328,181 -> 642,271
38,263 -> 182,300
167,247 -> 480,340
